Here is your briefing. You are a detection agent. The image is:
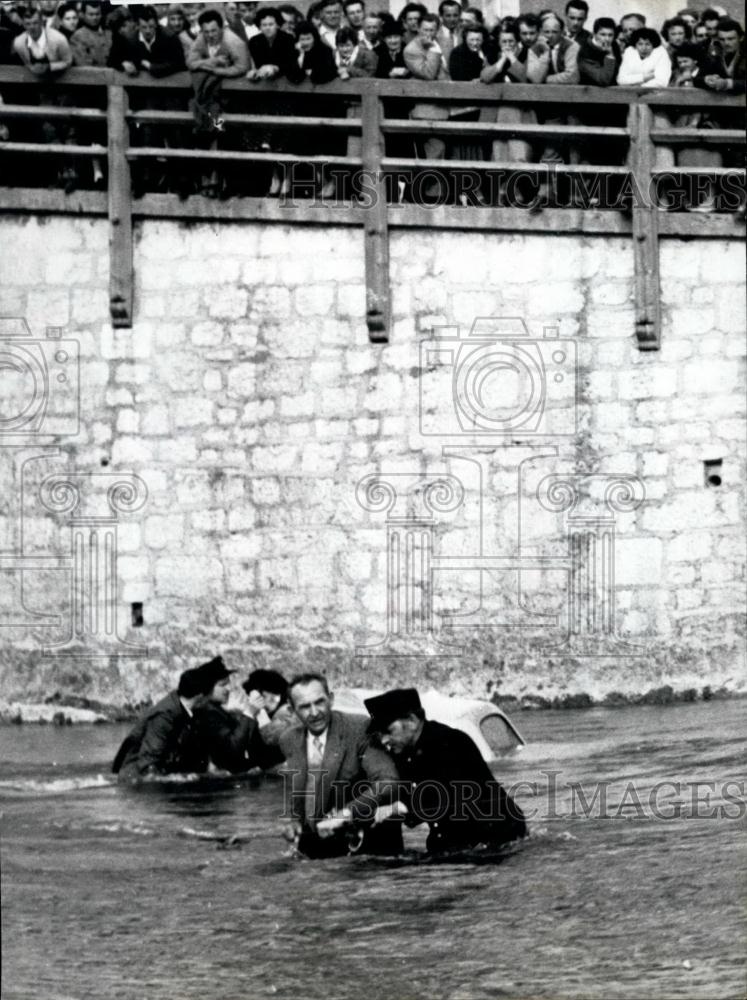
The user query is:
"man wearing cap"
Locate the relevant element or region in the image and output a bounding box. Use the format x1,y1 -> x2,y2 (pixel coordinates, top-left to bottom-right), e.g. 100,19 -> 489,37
279,673 -> 402,858
111,659 -> 224,780
193,657 -> 267,773
365,688 -> 527,855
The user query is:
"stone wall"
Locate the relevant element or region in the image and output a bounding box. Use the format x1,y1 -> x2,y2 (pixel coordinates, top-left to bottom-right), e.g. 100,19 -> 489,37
0,214 -> 744,706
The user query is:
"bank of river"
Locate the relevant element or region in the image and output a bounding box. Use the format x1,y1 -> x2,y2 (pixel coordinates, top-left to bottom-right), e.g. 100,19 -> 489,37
1,701 -> 744,1000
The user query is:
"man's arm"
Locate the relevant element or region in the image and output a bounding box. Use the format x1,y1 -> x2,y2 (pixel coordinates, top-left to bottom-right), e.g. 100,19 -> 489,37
49,31 -> 72,72
145,33 -> 186,77
579,47 -> 617,86
349,47 -> 377,77
546,38 -> 579,84
186,35 -> 207,71
404,41 -> 442,80
136,710 -> 178,774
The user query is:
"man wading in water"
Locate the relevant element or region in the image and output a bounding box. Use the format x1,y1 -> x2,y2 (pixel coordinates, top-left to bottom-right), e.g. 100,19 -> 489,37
365,688 -> 528,855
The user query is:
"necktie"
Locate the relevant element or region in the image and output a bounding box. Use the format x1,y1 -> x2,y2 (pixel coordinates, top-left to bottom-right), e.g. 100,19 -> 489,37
304,737 -> 325,823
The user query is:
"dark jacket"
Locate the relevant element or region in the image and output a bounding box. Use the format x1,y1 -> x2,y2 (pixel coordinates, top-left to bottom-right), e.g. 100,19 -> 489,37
249,30 -> 302,81
578,39 -> 619,86
112,691 -> 208,778
108,26 -> 185,76
395,719 -> 527,853
297,42 -> 337,84
193,703 -> 261,773
448,42 -> 485,82
374,44 -> 409,79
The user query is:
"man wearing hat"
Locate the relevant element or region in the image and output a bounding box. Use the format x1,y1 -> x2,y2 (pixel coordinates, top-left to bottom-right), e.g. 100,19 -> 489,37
194,658 -> 268,773
112,656 -> 236,780
279,673 -> 403,858
365,688 -> 527,854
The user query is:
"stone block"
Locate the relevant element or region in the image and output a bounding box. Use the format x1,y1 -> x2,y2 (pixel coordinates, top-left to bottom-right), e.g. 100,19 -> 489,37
141,405 -> 170,436
700,241 -> 746,284
112,437 -> 153,465
118,556 -> 150,581
642,452 -> 668,478
208,287 -> 249,320
616,537 -> 662,586
617,367 -> 677,400
595,402 -> 631,432
116,409 -> 140,434
144,514 -> 184,550
302,441 -> 345,475
683,359 -> 738,396
174,397 -> 213,428
590,283 -> 631,307
337,285 -> 367,319
295,285 -> 335,317
92,421 -> 112,444
227,363 -> 256,399
155,556 -> 223,597
190,321 -> 224,347
667,530 -> 712,562
252,445 -> 300,473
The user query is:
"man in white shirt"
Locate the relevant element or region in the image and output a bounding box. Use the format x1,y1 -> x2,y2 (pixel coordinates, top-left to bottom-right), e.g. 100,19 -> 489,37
436,0 -> 461,64
317,0 -> 344,49
279,674 -> 402,858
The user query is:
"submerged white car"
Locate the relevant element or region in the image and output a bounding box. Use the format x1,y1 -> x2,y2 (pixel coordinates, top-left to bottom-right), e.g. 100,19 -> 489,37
333,688 -> 525,763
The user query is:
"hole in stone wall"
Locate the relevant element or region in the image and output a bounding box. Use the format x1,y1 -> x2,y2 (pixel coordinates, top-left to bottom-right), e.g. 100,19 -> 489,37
100,456 -> 110,467
704,459 -> 722,488
131,602 -> 144,627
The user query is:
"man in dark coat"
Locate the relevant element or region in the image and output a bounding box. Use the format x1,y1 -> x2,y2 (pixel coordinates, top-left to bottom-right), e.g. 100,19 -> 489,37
365,688 -> 527,855
112,661 -> 221,780
279,673 -> 402,858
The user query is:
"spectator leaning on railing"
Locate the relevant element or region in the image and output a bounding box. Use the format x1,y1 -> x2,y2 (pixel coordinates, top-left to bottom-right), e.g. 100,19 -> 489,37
12,3 -> 76,190
404,11 -> 449,180
375,20 -> 408,79
702,17 -> 745,94
617,27 -> 671,87
334,24 -> 376,77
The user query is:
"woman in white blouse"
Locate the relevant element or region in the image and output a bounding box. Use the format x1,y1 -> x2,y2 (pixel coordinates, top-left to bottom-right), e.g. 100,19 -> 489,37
617,27 -> 671,87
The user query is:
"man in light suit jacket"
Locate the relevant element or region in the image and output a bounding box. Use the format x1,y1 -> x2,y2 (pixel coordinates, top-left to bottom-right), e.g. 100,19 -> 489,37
279,674 -> 403,858
404,13 -> 450,167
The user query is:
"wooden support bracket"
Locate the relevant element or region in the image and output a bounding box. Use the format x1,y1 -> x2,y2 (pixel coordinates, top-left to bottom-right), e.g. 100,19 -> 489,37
107,84 -> 133,328
359,91 -> 391,343
628,103 -> 661,351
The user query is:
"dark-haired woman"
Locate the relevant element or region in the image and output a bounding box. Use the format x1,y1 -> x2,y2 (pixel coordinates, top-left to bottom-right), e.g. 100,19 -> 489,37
617,27 -> 671,87
243,669 -> 295,763
295,19 -> 337,83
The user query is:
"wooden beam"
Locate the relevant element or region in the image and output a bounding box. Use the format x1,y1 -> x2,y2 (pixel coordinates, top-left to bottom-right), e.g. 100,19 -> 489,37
360,90 -> 390,343
628,103 -> 661,351
107,83 -> 133,328
1,187 -> 742,240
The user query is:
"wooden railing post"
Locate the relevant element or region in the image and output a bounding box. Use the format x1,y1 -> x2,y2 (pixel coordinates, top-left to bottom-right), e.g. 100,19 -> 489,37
107,82 -> 133,328
628,100 -> 661,350
360,88 -> 390,343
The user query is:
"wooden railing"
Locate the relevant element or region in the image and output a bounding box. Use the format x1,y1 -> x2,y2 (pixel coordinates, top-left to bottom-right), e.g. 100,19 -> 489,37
0,66 -> 744,347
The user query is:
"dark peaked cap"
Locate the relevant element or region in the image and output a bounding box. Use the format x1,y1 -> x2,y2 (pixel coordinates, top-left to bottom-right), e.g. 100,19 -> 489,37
364,688 -> 422,731
178,656 -> 233,698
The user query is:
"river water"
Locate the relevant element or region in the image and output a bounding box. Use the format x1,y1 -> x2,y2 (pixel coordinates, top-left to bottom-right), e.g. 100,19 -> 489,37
1,700 -> 745,1000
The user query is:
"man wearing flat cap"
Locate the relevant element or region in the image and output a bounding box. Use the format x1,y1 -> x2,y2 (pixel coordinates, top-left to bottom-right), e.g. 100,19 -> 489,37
279,673 -> 403,858
112,656 -> 252,779
365,688 -> 527,854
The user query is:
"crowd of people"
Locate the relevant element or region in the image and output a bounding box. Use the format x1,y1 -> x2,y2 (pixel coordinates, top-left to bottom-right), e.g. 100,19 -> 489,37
0,1 -> 744,206
111,655 -> 528,859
